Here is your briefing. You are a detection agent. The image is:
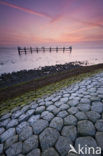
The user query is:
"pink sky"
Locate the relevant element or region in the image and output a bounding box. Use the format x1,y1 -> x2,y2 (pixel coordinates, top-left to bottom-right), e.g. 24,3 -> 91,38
0,0 -> 103,48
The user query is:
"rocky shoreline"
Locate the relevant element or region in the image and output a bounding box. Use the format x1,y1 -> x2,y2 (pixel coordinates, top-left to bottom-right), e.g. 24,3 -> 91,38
0,62 -> 83,89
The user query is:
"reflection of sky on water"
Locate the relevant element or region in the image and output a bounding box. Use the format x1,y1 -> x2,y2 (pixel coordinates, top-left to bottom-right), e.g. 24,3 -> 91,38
0,48 -> 103,75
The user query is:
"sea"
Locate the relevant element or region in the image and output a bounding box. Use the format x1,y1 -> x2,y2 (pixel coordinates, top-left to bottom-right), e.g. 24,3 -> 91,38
0,47 -> 103,75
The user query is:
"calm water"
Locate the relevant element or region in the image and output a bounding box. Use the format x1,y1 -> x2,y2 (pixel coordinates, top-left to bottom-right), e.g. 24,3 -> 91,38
0,48 -> 103,75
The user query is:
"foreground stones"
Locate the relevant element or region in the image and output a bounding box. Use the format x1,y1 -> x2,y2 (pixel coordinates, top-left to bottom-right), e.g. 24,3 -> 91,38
0,72 -> 103,155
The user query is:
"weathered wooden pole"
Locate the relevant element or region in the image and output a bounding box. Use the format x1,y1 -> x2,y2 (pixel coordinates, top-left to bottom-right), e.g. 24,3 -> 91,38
56,47 -> 58,52
49,47 -> 51,52
30,47 -> 32,53
42,47 -> 45,52
24,47 -> 26,54
17,46 -> 21,55
36,47 -> 38,53
63,47 -> 65,53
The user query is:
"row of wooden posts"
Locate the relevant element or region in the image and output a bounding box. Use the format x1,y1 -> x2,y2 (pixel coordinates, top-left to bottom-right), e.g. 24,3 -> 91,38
17,46 -> 72,55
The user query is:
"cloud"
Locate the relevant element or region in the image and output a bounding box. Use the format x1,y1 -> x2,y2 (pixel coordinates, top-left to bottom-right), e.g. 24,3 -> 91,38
0,0 -> 52,19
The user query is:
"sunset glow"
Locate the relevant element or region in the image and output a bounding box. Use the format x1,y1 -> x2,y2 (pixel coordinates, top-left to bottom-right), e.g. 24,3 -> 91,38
0,0 -> 103,47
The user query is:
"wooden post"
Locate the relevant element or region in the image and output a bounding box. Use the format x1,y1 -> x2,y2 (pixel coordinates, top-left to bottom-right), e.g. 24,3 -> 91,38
24,47 -> 26,54
30,47 -> 32,53
63,47 -> 65,53
49,47 -> 51,52
17,47 -> 21,55
42,47 -> 45,52
56,47 -> 58,52
36,47 -> 38,53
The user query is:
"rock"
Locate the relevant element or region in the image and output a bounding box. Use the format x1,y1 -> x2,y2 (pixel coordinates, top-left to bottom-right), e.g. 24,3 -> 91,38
0,128 -> 16,143
52,96 -> 60,102
32,119 -> 48,134
75,112 -> 87,120
27,149 -> 40,156
95,120 -> 103,132
21,105 -> 30,113
6,119 -> 18,128
0,128 -> 5,135
28,115 -> 40,125
91,101 -> 103,113
50,117 -> 63,131
35,106 -> 45,114
45,101 -> 53,107
30,103 -> 38,109
57,111 -> 68,118
23,135 -> 38,154
42,148 -> 59,156
78,120 -> 95,136
0,144 -> 3,154
39,127 -> 59,151
6,142 -> 22,156
55,101 -> 62,107
78,104 -> 90,112
60,104 -> 69,110
26,109 -> 35,116
75,137 -> 98,155
47,105 -> 57,112
95,132 -> 103,150
4,135 -> 18,149
64,115 -> 77,125
80,98 -> 90,104
68,107 -> 78,115
68,99 -> 79,107
62,126 -> 77,141
16,121 -> 29,134
41,111 -> 54,121
60,97 -> 68,103
0,118 -> 10,127
55,136 -> 72,156
86,111 -> 100,123
0,113 -> 11,121
19,126 -> 33,141
12,110 -> 23,119
19,114 -> 30,122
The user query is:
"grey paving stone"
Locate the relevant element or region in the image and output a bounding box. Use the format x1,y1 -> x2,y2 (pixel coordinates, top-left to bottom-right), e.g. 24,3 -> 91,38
0,118 -> 10,127
28,115 -> 40,125
45,101 -> 53,107
0,128 -> 16,143
16,121 -> 29,134
6,142 -> 22,156
57,110 -> 68,118
75,112 -> 87,120
78,120 -> 95,136
50,117 -> 63,131
0,113 -> 11,121
60,97 -> 68,103
55,136 -> 72,156
0,144 -> 3,154
64,115 -> 77,125
4,135 -> 18,149
62,126 -> 77,142
68,107 -> 78,115
26,109 -> 35,116
35,106 -> 45,114
54,101 -> 63,107
0,128 -> 5,135
75,136 -> 98,155
95,119 -> 103,132
41,111 -> 54,121
47,105 -> 57,112
23,135 -> 38,154
60,104 -> 69,111
30,103 -> 38,109
19,126 -> 33,141
42,148 -> 59,156
78,104 -> 90,112
80,98 -> 90,104
91,101 -> 103,113
39,127 -> 59,151
12,110 -> 23,119
68,99 -> 79,106
32,119 -> 48,134
19,114 -> 30,122
27,149 -> 40,156
95,132 -> 103,150
6,119 -> 18,128
86,111 -> 100,123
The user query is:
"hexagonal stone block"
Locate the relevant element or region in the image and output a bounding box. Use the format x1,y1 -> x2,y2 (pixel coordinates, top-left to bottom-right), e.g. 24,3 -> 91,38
6,119 -> 18,128
26,148 -> 40,156
6,142 -> 22,156
57,111 -> 68,118
75,112 -> 87,120
23,135 -> 38,154
41,111 -> 54,121
68,99 -> 79,107
77,120 -> 95,136
19,126 -> 33,141
95,120 -> 103,132
0,144 -> 3,154
42,148 -> 59,156
0,128 -> 16,143
0,128 -> 5,135
95,132 -> 103,150
32,119 -> 48,134
55,136 -> 72,156
91,101 -> 103,113
50,117 -> 63,131
62,126 -> 77,141
68,107 -> 78,115
78,104 -> 90,112
35,106 -> 45,114
4,135 -> 18,149
64,115 -> 77,126
39,127 -> 59,151
86,111 -> 100,123
28,115 -> 40,125
16,121 -> 29,134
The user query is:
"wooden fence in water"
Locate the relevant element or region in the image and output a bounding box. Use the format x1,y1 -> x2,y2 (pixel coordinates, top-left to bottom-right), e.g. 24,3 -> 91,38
17,46 -> 72,55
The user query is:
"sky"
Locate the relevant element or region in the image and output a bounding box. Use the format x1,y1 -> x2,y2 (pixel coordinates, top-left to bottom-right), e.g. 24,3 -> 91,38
0,0 -> 103,48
